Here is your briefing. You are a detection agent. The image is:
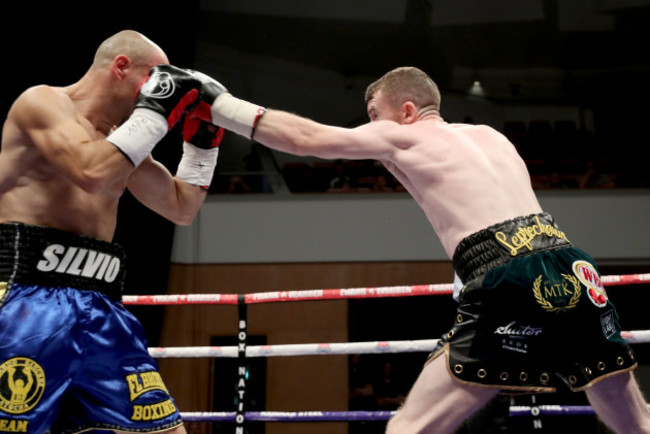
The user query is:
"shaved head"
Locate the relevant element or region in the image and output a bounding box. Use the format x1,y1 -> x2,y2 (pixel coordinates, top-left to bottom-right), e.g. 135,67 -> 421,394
92,30 -> 168,69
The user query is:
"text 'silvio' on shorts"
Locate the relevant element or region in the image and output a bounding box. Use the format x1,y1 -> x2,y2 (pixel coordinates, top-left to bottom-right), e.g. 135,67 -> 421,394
0,223 -> 182,433
428,213 -> 636,393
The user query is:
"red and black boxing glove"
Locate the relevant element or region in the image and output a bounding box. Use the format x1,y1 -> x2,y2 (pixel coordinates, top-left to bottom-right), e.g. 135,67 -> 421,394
107,65 -> 201,167
175,113 -> 225,190
136,65 -> 201,129
183,104 -> 225,149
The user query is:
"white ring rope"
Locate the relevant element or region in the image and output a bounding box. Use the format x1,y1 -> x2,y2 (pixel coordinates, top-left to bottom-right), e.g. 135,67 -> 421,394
149,330 -> 650,359
149,339 -> 440,358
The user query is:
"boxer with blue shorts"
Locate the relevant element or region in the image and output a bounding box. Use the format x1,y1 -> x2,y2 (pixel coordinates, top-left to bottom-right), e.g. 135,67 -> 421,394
0,223 -> 182,433
0,29 -> 226,433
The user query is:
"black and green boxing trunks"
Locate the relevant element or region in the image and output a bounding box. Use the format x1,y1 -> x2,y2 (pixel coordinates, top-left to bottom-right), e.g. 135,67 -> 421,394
428,213 -> 636,393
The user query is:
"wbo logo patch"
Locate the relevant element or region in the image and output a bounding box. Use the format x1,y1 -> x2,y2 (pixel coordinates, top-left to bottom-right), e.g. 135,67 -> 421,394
572,260 -> 607,308
0,358 -> 46,414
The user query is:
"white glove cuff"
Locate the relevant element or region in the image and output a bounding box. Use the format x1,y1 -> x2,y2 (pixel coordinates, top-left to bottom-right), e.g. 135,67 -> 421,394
176,142 -> 219,190
210,93 -> 266,139
107,108 -> 168,167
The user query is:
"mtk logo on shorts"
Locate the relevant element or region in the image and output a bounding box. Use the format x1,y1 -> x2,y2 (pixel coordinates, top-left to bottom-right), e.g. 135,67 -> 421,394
532,273 -> 581,312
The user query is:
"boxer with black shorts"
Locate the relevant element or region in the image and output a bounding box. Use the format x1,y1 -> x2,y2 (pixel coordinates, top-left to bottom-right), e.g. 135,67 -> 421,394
186,66 -> 650,433
434,213 -> 635,393
0,30 -> 223,433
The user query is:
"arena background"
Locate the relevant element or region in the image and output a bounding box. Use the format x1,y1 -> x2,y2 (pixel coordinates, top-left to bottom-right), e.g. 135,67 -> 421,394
2,2 -> 650,433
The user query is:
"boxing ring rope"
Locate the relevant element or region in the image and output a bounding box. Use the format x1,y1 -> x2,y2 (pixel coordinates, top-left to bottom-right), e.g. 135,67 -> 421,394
124,273 -> 650,426
122,273 -> 650,306
148,339 -> 440,359
146,331 -> 650,359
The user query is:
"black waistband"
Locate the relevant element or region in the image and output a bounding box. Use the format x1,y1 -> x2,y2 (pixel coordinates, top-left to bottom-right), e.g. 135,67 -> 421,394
452,213 -> 572,284
0,223 -> 125,301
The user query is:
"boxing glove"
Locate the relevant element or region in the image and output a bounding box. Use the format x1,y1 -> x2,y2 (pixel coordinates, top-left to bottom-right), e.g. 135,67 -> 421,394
136,65 -> 201,129
175,114 -> 225,190
188,69 -> 266,140
183,112 -> 225,150
107,65 -> 201,167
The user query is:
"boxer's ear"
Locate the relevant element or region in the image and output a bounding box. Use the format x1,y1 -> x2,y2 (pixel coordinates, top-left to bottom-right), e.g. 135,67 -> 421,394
112,55 -> 131,80
401,101 -> 418,124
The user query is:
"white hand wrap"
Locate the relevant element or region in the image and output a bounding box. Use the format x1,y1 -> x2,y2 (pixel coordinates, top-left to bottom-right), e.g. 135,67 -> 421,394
210,93 -> 266,139
176,142 -> 219,190
106,108 -> 168,167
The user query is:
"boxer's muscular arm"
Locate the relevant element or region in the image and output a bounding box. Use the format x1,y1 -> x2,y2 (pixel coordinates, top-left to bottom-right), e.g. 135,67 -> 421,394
11,86 -> 135,193
185,71 -> 398,160
127,116 -> 224,226
126,156 -> 207,226
253,110 -> 398,160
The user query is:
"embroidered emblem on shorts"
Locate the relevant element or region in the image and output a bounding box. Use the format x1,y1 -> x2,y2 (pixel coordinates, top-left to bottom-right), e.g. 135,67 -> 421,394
532,274 -> 581,312
0,358 -> 46,414
601,310 -> 617,339
493,215 -> 570,257
494,321 -> 542,354
495,321 -> 543,337
126,371 -> 169,402
126,371 -> 176,422
0,417 -> 28,432
131,399 -> 177,422
499,337 -> 529,354
572,260 -> 607,308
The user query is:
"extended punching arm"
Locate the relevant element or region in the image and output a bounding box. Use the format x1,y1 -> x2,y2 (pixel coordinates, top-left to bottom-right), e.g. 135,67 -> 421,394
187,70 -> 266,140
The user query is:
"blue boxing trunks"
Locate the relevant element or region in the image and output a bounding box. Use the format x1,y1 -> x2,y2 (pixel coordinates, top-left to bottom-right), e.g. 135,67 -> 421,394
0,223 -> 182,433
428,213 -> 636,393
